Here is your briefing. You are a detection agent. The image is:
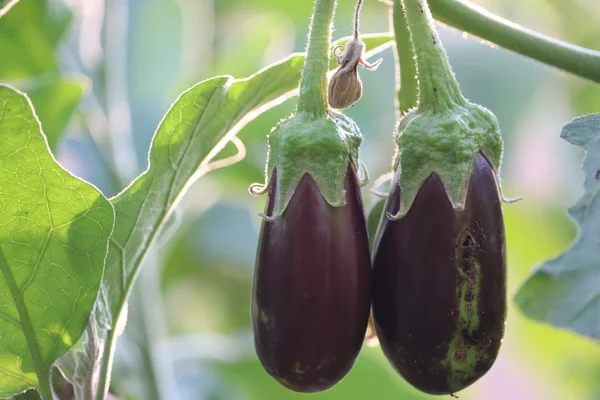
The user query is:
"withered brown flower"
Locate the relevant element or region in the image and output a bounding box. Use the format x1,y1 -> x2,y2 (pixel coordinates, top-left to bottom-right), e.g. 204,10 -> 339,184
328,38 -> 382,109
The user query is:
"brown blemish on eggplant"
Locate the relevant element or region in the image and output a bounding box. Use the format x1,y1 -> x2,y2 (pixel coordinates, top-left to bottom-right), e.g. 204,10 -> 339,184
457,230 -> 477,268
456,231 -> 479,320
454,334 -> 467,363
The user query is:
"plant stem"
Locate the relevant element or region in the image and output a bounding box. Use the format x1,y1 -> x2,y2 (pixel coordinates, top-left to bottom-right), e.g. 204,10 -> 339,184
402,0 -> 466,112
95,0 -> 141,398
429,0 -> 600,83
96,318 -> 119,400
353,0 -> 363,39
392,0 -> 417,115
297,0 -> 337,118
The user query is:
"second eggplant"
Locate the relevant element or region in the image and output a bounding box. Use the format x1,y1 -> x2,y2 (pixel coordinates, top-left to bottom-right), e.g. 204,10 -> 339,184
372,154 -> 506,395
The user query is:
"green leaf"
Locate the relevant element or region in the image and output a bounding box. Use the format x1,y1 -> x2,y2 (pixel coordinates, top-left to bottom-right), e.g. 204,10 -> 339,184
515,113 -> 600,340
57,34 -> 394,395
26,77 -> 87,152
0,0 -> 18,18
0,0 -> 70,79
0,85 -> 115,397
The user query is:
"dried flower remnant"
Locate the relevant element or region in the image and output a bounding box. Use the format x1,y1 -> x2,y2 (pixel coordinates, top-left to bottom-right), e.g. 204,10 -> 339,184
328,39 -> 382,109
328,0 -> 382,109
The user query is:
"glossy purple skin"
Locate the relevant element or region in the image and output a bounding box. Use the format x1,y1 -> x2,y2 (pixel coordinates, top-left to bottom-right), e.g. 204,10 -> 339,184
252,163 -> 371,393
372,154 -> 506,395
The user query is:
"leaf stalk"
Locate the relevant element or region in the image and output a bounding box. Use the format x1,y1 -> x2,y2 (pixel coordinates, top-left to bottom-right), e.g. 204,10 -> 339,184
429,0 -> 600,83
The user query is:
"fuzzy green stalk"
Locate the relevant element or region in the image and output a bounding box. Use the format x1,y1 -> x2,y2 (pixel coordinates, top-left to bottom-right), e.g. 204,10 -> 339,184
392,0 -> 418,115
297,0 -> 337,118
402,0 -> 466,112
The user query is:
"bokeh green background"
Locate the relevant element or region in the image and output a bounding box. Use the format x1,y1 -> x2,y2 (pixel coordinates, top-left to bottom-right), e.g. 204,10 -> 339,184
3,0 -> 600,399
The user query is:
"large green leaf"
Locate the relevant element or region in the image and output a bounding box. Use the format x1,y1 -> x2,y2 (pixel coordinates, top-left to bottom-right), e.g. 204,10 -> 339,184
516,114 -> 600,340
57,34 -> 394,396
0,85 -> 115,397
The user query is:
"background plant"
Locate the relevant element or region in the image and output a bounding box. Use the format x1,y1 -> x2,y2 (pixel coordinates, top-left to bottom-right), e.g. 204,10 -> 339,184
0,0 -> 599,399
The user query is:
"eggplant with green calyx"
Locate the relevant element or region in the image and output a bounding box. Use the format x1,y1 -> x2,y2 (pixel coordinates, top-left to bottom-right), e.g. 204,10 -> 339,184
372,154 -> 506,395
371,0 -> 513,395
249,0 -> 372,392
253,160 -> 370,392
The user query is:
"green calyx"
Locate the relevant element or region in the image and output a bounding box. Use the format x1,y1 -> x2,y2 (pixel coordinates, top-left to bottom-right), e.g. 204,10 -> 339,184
387,0 -> 504,218
254,111 -> 363,220
391,102 -> 503,218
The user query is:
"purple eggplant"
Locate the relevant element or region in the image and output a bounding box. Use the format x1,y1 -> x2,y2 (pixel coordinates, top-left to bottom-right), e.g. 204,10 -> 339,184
252,162 -> 371,393
372,153 -> 506,395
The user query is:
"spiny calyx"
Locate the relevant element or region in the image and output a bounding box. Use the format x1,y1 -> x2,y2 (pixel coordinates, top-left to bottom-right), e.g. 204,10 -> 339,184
250,111 -> 363,219
390,101 -> 503,219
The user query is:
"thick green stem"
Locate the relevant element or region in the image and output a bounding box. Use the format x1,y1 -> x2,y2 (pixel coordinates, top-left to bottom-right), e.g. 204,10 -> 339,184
402,0 -> 466,112
429,0 -> 600,83
297,0 -> 337,117
392,0 -> 418,115
96,324 -> 118,400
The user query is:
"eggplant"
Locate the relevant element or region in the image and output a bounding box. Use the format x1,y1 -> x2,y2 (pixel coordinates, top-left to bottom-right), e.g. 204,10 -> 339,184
252,162 -> 371,393
372,153 -> 506,395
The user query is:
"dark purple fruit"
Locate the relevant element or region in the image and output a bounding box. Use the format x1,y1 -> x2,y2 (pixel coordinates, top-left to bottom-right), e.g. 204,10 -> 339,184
252,163 -> 371,393
372,153 -> 506,395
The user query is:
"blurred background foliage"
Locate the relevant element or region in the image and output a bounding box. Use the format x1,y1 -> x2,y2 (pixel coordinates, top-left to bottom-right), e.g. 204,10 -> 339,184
2,0 -> 600,399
